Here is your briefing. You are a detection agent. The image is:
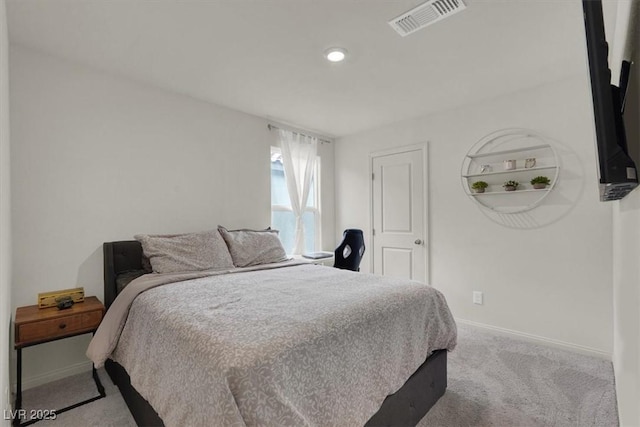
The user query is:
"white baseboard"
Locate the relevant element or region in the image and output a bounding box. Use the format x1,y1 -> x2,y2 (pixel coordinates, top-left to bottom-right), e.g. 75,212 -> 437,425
14,361 -> 93,392
456,318 -> 612,360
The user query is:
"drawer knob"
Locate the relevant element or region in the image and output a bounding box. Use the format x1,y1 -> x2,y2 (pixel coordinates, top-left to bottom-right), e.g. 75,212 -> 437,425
59,323 -> 67,330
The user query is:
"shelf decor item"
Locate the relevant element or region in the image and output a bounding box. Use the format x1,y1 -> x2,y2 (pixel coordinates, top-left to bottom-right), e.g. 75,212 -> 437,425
503,159 -> 516,170
525,158 -> 536,168
471,181 -> 489,193
480,164 -> 492,173
530,176 -> 551,189
503,180 -> 519,191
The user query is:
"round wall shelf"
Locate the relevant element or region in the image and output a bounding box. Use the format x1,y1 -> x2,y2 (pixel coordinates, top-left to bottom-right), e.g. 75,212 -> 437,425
461,129 -> 559,213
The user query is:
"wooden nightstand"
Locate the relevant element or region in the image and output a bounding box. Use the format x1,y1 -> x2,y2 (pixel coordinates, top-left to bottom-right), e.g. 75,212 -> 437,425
13,296 -> 106,426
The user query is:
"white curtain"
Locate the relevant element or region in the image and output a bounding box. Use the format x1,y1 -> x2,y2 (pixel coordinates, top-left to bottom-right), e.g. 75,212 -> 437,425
278,129 -> 318,255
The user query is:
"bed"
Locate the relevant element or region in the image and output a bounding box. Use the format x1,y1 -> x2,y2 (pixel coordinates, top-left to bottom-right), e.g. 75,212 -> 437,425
90,239 -> 457,426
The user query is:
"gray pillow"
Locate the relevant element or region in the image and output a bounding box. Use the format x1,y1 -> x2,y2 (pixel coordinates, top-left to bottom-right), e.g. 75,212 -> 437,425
135,229 -> 234,274
218,226 -> 289,267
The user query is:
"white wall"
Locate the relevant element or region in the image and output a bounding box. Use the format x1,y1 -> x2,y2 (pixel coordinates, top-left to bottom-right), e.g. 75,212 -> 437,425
0,0 -> 11,422
9,45 -> 334,387
335,74 -> 614,356
613,193 -> 640,427
612,7 -> 640,424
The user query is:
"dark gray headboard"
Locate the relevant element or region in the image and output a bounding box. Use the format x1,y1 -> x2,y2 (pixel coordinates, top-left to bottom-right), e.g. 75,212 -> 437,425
103,241 -> 144,309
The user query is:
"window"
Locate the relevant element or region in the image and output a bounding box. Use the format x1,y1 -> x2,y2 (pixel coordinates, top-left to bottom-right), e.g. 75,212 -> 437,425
270,147 -> 320,254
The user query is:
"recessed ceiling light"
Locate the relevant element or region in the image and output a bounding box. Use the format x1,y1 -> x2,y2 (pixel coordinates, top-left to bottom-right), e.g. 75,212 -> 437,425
325,47 -> 347,63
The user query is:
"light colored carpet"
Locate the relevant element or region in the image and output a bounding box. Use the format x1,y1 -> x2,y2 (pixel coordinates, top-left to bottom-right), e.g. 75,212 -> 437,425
20,323 -> 618,426
418,324 -> 618,427
20,369 -> 135,427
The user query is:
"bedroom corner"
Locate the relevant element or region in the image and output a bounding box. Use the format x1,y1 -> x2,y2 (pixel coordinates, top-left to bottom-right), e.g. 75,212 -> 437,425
335,74 -> 615,357
6,46 -> 338,388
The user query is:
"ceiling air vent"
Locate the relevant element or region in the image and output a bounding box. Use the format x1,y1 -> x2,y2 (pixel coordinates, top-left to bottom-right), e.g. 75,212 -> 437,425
389,0 -> 466,37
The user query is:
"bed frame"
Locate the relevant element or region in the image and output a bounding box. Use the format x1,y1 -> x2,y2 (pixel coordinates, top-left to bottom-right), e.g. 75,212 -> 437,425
103,241 -> 448,426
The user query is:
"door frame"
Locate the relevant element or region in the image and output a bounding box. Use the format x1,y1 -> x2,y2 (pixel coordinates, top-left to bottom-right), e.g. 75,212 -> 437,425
369,142 -> 430,283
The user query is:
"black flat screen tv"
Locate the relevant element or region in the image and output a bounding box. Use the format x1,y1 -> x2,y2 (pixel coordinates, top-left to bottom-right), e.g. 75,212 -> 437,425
582,0 -> 638,201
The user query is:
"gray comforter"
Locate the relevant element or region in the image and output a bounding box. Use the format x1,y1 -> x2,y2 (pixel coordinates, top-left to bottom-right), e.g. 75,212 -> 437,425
88,263 -> 457,426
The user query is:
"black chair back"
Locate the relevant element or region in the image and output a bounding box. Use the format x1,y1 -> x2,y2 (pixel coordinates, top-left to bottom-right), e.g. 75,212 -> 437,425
334,229 -> 365,271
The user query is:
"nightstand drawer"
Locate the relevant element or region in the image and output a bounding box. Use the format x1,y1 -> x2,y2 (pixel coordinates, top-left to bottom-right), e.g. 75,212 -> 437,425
17,310 -> 102,343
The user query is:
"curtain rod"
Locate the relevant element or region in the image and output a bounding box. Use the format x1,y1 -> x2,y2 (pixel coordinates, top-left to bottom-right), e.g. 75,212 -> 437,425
267,124 -> 332,144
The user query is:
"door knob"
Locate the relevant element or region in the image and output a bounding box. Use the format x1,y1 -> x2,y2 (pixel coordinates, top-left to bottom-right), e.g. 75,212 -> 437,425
414,239 -> 422,245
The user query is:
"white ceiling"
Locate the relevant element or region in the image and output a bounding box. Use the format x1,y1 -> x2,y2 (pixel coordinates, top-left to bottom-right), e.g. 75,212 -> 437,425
6,0 -> 588,138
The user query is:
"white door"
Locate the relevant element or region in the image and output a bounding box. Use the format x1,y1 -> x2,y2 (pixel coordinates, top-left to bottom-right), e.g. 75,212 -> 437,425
372,148 -> 426,282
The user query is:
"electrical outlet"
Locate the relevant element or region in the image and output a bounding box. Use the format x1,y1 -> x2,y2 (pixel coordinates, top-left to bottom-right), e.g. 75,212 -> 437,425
473,291 -> 483,305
